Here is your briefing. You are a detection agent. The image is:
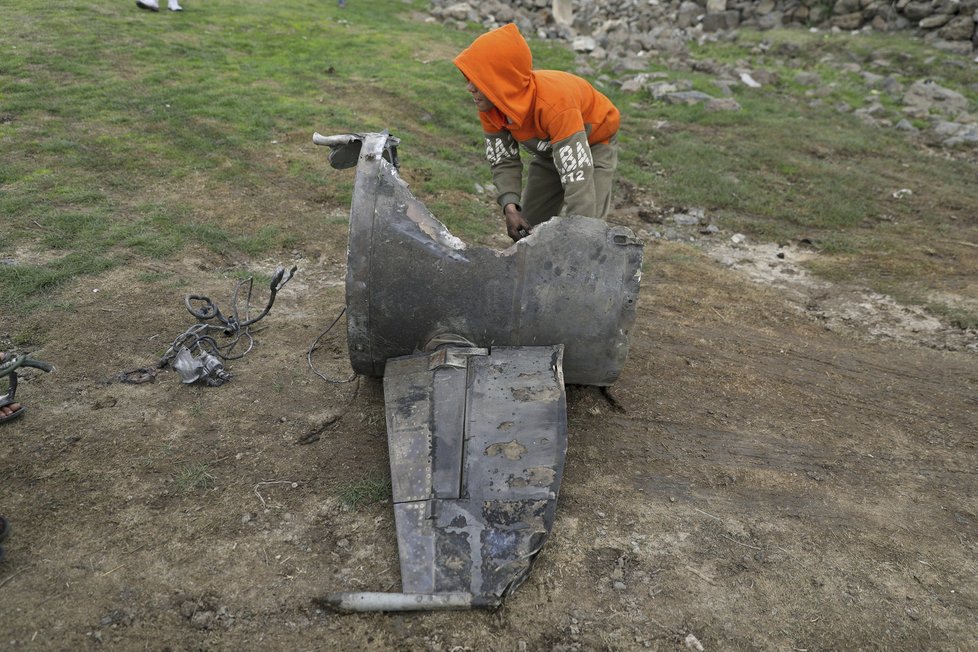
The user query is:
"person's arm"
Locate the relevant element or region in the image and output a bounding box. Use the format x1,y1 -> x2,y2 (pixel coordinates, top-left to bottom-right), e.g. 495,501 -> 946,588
551,130 -> 597,218
484,131 -> 526,225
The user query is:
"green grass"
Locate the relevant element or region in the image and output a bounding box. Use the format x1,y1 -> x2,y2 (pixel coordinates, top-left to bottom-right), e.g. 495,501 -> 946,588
1,2 -> 976,327
0,0 -> 483,308
621,86 -> 970,237
227,268 -> 275,287
172,461 -> 215,493
605,28 -> 978,325
926,303 -> 978,331
336,474 -> 391,511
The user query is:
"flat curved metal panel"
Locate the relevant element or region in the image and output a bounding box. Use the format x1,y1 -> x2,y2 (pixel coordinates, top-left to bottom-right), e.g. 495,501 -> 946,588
383,345 -> 567,605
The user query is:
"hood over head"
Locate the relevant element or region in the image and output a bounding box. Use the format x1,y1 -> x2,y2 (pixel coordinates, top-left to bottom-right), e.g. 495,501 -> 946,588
454,23 -> 535,128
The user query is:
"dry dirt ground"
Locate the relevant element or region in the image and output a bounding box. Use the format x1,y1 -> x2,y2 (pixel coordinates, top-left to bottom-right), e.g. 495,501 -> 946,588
1,193 -> 976,651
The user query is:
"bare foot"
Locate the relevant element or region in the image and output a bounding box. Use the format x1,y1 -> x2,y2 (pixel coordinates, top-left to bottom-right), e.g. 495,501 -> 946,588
1,402 -> 22,419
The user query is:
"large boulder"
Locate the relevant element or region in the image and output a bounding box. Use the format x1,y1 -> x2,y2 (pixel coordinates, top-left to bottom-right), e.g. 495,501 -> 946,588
677,1 -> 703,28
437,2 -> 476,22
919,13 -> 953,29
903,79 -> 969,117
901,1 -> 933,21
832,11 -> 866,29
703,10 -> 741,31
932,120 -> 978,145
833,0 -> 862,15
707,0 -> 728,13
757,10 -> 784,28
938,16 -> 976,40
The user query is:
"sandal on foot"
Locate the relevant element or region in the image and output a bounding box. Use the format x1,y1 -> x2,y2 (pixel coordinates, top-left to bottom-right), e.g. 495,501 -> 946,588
0,369 -> 24,424
0,351 -> 54,424
1,352 -> 25,423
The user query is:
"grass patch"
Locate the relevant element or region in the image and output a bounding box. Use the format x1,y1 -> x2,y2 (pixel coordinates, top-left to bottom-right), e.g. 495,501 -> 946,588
1,0 -> 476,310
0,254 -> 117,307
926,303 -> 978,331
138,271 -> 174,284
611,31 -> 978,306
172,461 -> 216,493
227,268 -> 275,287
336,474 -> 391,511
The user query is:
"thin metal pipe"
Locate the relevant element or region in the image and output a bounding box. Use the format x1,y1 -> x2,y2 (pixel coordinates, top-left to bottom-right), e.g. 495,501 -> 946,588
319,592 -> 475,612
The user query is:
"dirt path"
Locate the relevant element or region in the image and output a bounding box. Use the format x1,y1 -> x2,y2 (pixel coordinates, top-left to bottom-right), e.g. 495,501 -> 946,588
1,223 -> 976,649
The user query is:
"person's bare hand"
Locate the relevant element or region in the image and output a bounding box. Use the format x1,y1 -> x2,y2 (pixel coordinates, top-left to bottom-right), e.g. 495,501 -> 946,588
503,204 -> 531,242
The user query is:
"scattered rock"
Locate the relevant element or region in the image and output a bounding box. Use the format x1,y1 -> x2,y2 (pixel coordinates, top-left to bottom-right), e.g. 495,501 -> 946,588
571,36 -> 596,52
903,79 -> 969,117
739,72 -> 762,88
674,208 -> 706,225
706,97 -> 741,111
932,120 -> 978,145
98,609 -> 135,628
794,71 -> 821,86
664,90 -> 717,105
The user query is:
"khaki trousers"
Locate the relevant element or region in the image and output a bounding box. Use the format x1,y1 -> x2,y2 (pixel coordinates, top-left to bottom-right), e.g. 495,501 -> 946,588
521,136 -> 618,225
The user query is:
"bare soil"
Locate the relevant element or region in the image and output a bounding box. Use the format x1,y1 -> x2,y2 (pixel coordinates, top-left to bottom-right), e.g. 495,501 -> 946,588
1,194 -> 976,651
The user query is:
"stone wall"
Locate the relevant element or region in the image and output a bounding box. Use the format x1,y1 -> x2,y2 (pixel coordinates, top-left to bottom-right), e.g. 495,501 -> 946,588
430,0 -> 978,55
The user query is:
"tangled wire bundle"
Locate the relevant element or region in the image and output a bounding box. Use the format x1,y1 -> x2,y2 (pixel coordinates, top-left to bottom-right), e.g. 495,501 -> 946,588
158,265 -> 297,385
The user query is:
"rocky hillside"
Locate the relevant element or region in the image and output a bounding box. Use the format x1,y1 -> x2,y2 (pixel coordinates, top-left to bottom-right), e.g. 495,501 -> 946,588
430,0 -> 978,149
430,0 -> 978,55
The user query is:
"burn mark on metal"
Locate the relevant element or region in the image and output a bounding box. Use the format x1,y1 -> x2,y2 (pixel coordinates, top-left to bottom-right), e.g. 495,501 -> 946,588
485,439 -> 527,460
511,386 -> 563,402
508,466 -> 557,488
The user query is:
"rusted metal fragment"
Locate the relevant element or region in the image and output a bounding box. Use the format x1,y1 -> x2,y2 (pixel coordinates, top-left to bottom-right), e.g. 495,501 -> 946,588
314,131 -> 643,386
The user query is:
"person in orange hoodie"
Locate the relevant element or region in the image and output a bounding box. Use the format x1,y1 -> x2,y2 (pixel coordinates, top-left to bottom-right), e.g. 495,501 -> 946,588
455,23 -> 620,242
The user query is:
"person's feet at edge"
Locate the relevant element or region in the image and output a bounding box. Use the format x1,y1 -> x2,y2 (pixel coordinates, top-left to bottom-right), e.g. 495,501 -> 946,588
0,353 -> 23,422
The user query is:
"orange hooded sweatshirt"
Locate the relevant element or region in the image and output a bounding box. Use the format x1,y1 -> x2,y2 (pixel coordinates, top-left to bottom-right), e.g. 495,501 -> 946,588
454,24 -> 620,218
